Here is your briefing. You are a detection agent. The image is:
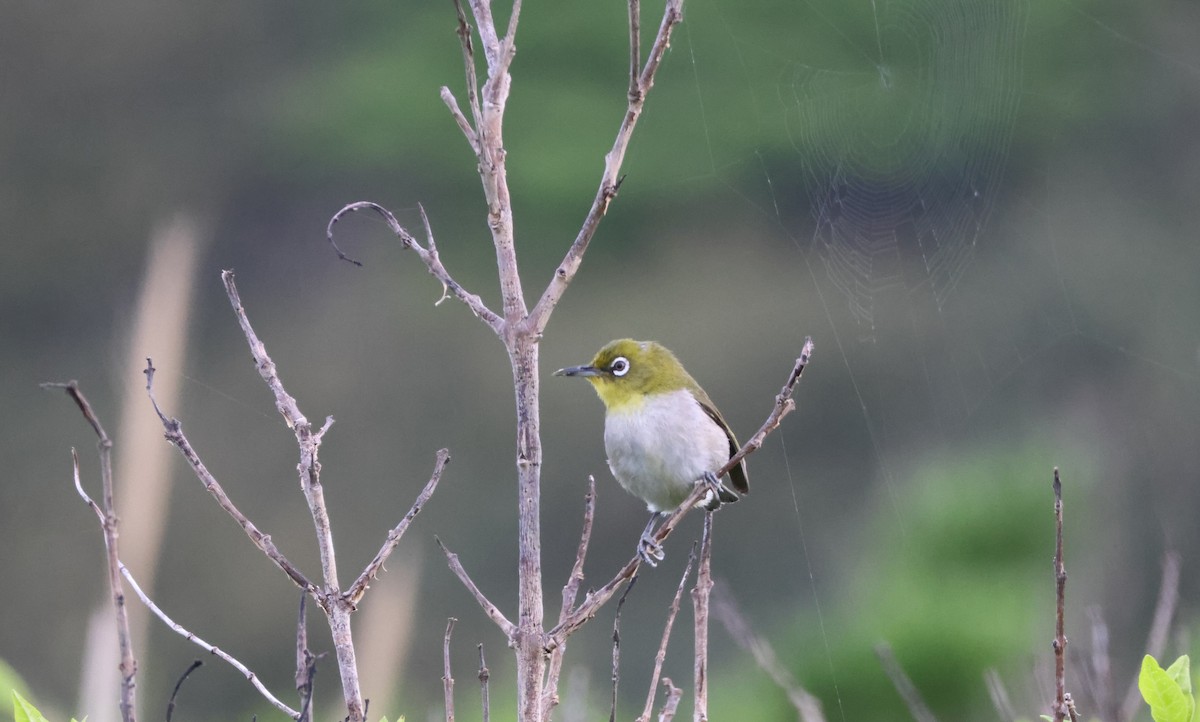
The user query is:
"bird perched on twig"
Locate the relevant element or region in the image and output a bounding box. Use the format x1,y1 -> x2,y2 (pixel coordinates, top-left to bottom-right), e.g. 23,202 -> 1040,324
556,339 -> 748,565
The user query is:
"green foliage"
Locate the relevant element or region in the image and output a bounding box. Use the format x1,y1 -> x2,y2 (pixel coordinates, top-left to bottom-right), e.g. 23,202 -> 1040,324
11,690 -> 83,722
12,691 -> 48,722
1140,654 -> 1196,722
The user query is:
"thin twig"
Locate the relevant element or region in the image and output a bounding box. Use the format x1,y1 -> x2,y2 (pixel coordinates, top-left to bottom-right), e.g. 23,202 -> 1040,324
544,477 -> 597,718
45,381 -> 139,722
712,585 -> 826,722
637,545 -> 696,722
527,0 -> 687,334
875,642 -> 938,722
628,0 -> 642,100
444,618 -> 457,722
437,537 -> 517,639
718,338 -> 814,480
296,595 -> 317,722
144,359 -> 318,598
440,86 -> 479,152
692,513 -> 714,722
609,577 -> 638,722
1119,549 -> 1181,722
165,660 -> 203,722
325,202 -> 504,332
549,343 -> 814,647
347,449 -> 451,604
1052,469 -> 1069,722
117,562 -> 301,718
658,678 -> 683,722
478,643 -> 491,722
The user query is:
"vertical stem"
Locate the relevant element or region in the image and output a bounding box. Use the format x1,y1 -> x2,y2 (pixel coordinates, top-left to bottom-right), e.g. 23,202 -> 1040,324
512,336 -> 545,722
692,513 -> 714,722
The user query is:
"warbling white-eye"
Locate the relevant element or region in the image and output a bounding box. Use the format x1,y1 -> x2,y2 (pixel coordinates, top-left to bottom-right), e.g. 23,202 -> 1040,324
555,339 -> 748,565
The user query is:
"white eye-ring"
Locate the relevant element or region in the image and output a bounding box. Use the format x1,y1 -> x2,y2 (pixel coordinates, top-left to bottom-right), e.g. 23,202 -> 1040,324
610,356 -> 630,377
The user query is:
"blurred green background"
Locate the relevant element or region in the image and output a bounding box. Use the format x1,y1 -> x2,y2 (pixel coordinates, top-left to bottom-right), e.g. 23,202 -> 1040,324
3,0 -> 1198,720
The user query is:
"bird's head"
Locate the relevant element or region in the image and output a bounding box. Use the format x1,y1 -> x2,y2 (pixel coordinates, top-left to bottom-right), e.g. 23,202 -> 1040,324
555,339 -> 691,411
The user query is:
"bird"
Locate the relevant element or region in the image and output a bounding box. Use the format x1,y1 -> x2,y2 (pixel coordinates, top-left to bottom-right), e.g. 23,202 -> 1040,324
555,339 -> 748,565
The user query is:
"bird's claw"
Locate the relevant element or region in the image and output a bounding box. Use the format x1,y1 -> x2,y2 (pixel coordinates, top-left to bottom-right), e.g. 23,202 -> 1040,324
638,532 -> 665,567
699,471 -> 738,511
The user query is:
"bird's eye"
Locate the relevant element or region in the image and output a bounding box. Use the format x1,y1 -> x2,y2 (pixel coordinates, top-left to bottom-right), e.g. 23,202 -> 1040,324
610,356 -> 630,377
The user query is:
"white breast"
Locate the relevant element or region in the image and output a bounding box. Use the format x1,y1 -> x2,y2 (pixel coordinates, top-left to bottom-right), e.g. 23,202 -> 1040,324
603,388 -> 730,512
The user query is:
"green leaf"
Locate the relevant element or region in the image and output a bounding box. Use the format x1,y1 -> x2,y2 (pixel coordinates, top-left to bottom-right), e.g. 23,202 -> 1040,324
1164,656 -> 1195,722
13,691 -> 50,722
1141,655 -> 1193,722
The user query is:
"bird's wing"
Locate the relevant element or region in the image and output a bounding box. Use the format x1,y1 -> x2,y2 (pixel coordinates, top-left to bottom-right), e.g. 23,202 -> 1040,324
695,395 -> 750,495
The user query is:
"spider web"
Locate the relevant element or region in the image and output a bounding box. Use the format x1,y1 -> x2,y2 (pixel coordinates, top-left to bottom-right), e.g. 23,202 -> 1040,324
789,0 -> 1027,329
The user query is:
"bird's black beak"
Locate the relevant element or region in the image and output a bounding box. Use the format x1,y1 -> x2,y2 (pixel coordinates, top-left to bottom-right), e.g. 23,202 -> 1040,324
554,365 -> 602,377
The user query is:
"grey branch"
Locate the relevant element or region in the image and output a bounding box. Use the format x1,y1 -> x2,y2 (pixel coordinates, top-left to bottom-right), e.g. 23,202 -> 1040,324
657,678 -> 683,722
437,537 -> 518,639
144,359 -> 319,599
636,545 -> 696,722
46,381 -> 138,722
120,562 -> 301,719
444,618 -> 458,722
221,270 -> 365,720
347,448 -> 451,605
1051,469 -> 1071,722
543,477 -> 597,719
325,202 -> 504,333
691,514 -> 715,721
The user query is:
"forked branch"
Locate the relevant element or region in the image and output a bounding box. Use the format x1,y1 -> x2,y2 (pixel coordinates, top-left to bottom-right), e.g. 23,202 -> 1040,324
44,382 -> 138,722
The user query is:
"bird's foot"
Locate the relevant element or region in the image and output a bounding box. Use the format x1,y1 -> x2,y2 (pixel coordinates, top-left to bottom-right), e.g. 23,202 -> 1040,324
698,471 -> 738,511
638,513 -> 666,567
638,533 -> 665,567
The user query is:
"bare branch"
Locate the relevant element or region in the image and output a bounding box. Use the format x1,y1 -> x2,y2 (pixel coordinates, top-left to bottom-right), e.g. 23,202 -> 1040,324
527,0 -> 686,334
717,338 -> 814,479
464,0 -> 501,68
46,381 -> 139,722
692,513 -> 714,722
347,449 -> 451,604
449,0 -> 484,145
295,595 -> 317,722
637,545 -> 696,722
1052,469 -> 1069,722
325,203 -> 504,333
444,618 -> 458,722
875,642 -> 938,722
437,537 -> 518,639
658,678 -> 683,722
1119,549 -> 1181,722
221,272 -> 365,720
165,660 -> 203,722
441,87 -> 480,153
609,578 -> 638,722
712,585 -> 826,722
120,562 -> 301,719
144,360 -> 318,598
543,477 -> 597,718
478,644 -> 491,722
628,0 -> 642,100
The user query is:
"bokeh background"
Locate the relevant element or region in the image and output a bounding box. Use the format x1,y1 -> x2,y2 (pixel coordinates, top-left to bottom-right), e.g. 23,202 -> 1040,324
3,0 -> 1198,720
